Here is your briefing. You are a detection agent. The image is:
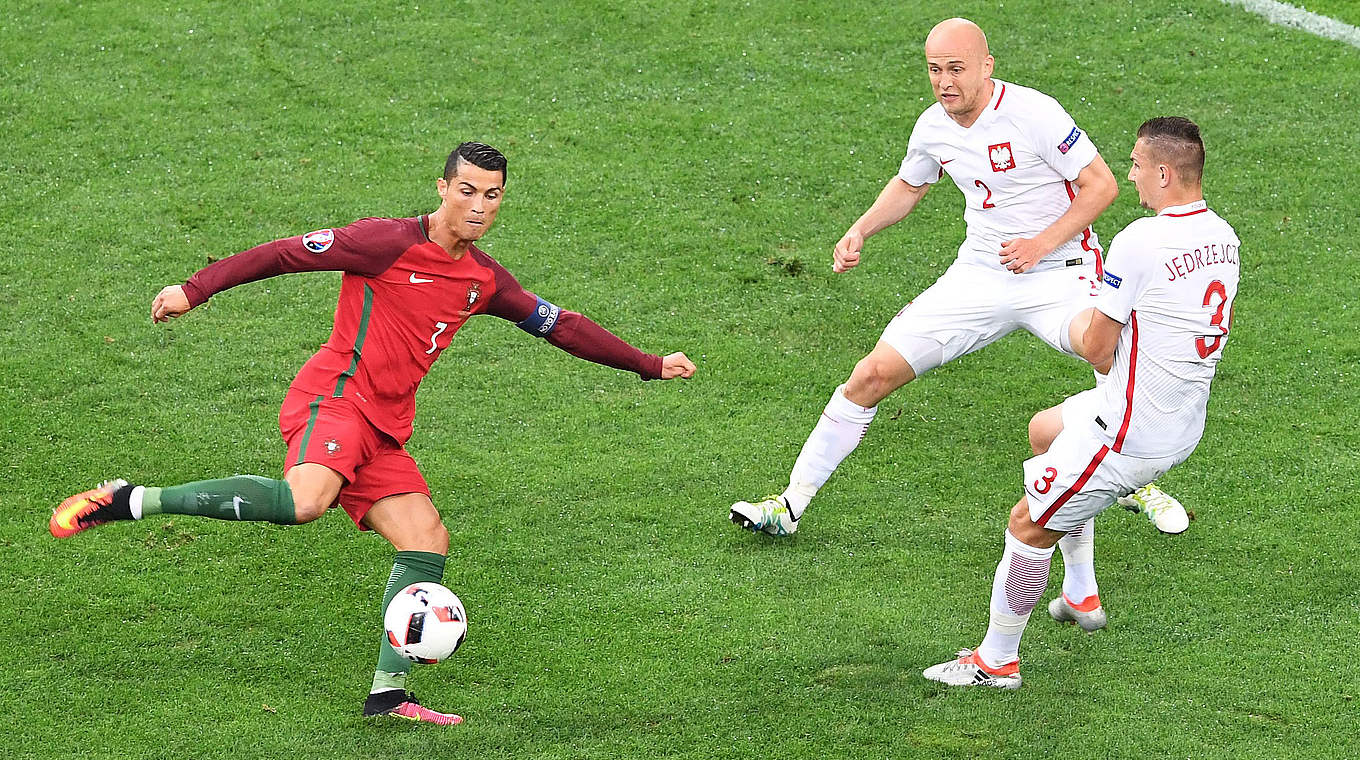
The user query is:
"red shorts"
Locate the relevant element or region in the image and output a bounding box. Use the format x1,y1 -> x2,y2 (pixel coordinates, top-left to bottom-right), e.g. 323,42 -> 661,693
278,389 -> 429,529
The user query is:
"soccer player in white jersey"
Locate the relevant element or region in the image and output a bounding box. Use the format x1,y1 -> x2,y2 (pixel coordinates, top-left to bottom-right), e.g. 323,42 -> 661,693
730,17 -> 1188,537
923,116 -> 1240,689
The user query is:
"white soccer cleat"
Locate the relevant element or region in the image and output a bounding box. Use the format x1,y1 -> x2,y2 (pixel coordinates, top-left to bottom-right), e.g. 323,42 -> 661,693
1118,484 -> 1189,534
729,496 -> 799,536
922,649 -> 1022,690
1048,594 -> 1107,632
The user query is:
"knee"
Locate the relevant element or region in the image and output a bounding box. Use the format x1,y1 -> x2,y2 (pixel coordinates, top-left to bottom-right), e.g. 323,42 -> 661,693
1008,498 -> 1056,547
422,516 -> 450,554
846,356 -> 909,405
291,498 -> 330,524
1028,407 -> 1062,455
284,464 -> 343,524
393,507 -> 449,554
1008,499 -> 1032,534
1027,413 -> 1048,455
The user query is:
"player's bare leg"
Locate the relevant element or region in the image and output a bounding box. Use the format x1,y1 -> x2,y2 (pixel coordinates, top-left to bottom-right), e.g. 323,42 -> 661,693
361,493 -> 461,726
283,463 -> 344,522
1027,405 -> 1064,456
731,342 -> 914,535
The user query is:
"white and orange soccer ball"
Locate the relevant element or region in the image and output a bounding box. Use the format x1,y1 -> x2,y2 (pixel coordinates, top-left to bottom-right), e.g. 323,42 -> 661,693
383,583 -> 468,664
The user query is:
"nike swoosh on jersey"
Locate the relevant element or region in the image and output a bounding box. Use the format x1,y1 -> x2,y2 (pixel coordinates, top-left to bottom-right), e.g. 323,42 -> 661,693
409,274 -> 434,284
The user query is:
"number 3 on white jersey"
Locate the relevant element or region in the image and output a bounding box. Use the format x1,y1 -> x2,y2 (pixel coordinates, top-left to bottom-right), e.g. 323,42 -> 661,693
1195,280 -> 1232,358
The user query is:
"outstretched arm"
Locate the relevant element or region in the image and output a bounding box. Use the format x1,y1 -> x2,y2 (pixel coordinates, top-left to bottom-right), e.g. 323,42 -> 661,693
546,310 -> 694,380
834,178 -> 931,273
1000,155 -> 1117,274
152,218 -> 411,322
477,251 -> 694,381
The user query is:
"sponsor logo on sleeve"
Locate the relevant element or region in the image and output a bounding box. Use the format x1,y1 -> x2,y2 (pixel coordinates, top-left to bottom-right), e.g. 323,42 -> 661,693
1103,271 -> 1123,289
988,142 -> 1015,172
302,229 -> 335,253
1058,127 -> 1082,155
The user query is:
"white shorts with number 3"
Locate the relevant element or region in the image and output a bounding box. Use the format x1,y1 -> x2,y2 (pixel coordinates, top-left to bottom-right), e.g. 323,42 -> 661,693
1022,389 -> 1186,532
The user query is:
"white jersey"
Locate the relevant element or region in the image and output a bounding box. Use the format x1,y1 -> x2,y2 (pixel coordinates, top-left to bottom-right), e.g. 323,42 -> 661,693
1091,200 -> 1241,459
898,79 -> 1103,273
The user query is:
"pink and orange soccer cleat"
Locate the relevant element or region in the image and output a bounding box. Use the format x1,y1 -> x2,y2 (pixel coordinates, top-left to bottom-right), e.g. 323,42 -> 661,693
363,690 -> 462,726
50,479 -> 129,538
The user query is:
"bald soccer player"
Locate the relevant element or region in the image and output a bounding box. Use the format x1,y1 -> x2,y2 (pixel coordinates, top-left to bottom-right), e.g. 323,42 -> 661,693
731,18 -> 1189,548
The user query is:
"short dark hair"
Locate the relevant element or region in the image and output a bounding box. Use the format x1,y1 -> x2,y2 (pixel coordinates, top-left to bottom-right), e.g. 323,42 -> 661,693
1136,117 -> 1205,185
444,142 -> 507,184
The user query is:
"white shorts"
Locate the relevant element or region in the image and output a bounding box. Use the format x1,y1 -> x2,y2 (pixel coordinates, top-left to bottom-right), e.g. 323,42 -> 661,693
879,261 -> 1100,375
1022,390 -> 1187,532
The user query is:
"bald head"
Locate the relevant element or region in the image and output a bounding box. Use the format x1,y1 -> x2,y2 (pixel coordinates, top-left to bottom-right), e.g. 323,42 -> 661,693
923,18 -> 995,126
925,18 -> 989,60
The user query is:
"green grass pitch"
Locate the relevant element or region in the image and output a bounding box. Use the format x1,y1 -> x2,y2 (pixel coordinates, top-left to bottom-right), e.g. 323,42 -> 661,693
3,1 -> 1357,758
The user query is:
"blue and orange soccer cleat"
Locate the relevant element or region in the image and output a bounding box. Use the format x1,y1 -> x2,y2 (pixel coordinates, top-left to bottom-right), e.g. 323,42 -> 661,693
50,479 -> 129,538
363,690 -> 462,726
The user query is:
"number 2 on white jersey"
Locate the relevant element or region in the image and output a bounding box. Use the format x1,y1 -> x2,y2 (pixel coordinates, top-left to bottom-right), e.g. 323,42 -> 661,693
973,179 -> 997,210
1195,280 -> 1232,358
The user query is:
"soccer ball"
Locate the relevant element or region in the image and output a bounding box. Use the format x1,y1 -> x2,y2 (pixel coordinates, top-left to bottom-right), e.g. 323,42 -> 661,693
383,582 -> 467,664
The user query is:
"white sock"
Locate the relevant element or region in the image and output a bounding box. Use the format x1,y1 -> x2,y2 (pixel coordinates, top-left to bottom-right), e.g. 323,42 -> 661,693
782,384 -> 876,517
977,530 -> 1054,668
129,485 -> 146,520
1059,518 -> 1098,603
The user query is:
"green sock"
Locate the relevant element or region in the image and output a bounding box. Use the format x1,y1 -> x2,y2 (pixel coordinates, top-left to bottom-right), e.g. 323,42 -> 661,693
372,550 -> 448,693
142,475 -> 298,524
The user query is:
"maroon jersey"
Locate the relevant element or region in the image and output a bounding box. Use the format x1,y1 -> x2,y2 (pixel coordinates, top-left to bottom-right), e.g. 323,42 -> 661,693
183,216 -> 663,443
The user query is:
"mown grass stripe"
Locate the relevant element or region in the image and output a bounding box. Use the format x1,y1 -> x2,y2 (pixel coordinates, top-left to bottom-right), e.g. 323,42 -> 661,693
1219,0 -> 1360,47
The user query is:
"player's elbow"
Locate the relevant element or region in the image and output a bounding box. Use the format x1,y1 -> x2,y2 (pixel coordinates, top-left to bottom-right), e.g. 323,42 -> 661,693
1078,160 -> 1119,211
1088,170 -> 1118,210
1079,339 -> 1115,372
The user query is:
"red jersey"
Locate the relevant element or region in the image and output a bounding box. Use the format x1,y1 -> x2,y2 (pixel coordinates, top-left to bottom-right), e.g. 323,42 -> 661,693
182,216 -> 663,443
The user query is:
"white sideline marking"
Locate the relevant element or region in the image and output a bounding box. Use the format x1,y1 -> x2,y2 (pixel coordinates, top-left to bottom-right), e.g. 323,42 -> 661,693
1219,0 -> 1360,48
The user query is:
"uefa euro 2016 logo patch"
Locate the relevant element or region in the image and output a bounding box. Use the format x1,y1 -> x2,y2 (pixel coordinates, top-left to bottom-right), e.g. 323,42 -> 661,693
1058,127 -> 1082,155
302,229 -> 335,254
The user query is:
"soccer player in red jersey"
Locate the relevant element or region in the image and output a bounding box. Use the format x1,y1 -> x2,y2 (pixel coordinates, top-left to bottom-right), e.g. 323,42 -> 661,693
52,142 -> 697,725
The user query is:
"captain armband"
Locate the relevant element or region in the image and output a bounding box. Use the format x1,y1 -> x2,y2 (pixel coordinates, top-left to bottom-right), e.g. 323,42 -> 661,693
516,296 -> 562,337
